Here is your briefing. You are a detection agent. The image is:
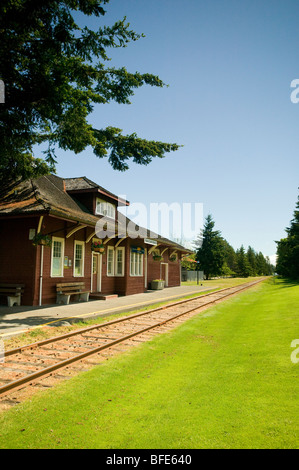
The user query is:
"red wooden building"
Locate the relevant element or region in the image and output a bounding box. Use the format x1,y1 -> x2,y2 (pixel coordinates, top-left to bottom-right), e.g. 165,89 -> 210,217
0,175 -> 191,305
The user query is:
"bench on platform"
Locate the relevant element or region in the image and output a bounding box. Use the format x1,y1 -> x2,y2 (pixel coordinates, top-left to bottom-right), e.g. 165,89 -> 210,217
56,282 -> 90,305
0,283 -> 25,307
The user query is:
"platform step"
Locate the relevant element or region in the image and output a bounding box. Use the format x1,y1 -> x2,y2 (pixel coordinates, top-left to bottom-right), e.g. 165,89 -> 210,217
90,293 -> 118,300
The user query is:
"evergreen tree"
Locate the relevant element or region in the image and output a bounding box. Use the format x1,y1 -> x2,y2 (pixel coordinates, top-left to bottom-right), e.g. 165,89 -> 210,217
195,214 -> 224,280
276,238 -> 292,276
255,251 -> 273,276
247,246 -> 257,276
221,262 -> 236,277
236,245 -> 252,277
265,256 -> 274,275
276,191 -> 299,278
255,252 -> 265,275
0,0 -> 179,181
222,239 -> 237,275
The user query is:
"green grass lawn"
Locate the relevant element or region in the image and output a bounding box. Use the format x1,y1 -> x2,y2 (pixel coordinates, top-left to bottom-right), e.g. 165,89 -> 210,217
0,278 -> 298,449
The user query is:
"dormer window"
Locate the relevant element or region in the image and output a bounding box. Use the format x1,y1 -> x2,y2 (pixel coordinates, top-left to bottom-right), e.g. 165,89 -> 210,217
96,198 -> 116,219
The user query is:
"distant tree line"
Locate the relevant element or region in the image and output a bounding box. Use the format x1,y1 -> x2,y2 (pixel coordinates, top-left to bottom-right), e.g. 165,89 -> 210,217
275,191 -> 299,279
181,214 -> 274,280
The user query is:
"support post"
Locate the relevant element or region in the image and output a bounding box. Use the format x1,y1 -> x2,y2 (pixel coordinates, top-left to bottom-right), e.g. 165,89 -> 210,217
39,245 -> 44,306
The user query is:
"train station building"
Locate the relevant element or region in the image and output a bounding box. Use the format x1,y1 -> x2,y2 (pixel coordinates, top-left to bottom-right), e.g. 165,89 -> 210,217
0,174 -> 191,306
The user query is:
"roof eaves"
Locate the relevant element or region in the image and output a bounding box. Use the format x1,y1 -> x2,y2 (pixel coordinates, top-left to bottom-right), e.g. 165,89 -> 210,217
48,208 -> 97,227
117,214 -> 193,253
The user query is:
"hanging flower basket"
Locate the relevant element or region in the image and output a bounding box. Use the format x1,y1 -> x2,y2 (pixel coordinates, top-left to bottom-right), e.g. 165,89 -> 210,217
169,254 -> 177,262
152,254 -> 163,262
32,233 -> 52,247
92,241 -> 105,254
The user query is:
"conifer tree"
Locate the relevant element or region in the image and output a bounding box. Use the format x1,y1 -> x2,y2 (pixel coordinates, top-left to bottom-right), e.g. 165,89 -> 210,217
195,214 -> 224,280
276,191 -> 299,278
222,239 -> 237,275
247,246 -> 257,276
0,0 -> 179,181
236,245 -> 252,277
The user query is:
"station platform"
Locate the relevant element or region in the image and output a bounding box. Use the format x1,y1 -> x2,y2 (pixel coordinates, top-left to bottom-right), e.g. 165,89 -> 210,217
0,284 -> 213,339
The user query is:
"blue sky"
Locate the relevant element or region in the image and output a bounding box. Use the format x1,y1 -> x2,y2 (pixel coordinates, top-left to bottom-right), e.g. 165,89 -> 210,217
52,0 -> 299,262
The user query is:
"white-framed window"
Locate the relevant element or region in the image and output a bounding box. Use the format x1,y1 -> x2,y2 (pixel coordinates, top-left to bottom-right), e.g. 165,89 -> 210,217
107,246 -> 114,276
96,198 -> 116,219
130,251 -> 143,277
51,237 -> 64,277
74,240 -> 85,277
115,247 -> 125,276
92,254 -> 97,275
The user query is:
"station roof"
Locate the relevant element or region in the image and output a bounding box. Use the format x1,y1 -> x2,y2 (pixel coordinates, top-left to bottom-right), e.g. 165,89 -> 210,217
64,176 -> 129,206
0,175 -> 192,253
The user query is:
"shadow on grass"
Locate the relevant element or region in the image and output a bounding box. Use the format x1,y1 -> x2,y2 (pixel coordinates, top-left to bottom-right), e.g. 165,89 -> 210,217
272,277 -> 299,289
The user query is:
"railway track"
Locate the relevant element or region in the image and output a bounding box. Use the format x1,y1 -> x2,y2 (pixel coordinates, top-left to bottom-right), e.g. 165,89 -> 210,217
0,279 -> 265,400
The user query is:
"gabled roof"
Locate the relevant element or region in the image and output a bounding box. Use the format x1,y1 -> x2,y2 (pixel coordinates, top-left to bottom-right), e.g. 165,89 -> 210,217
64,177 -> 99,191
0,175 -> 192,252
64,176 -> 129,206
0,174 -> 100,226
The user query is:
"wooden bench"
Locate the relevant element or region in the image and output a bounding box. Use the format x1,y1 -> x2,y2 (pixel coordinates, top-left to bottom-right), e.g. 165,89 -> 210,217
56,282 -> 91,305
0,284 -> 25,307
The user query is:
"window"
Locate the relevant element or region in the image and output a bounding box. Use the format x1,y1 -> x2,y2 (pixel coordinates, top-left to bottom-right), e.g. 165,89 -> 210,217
96,198 -> 116,219
106,246 -> 125,276
130,252 -> 143,276
51,237 -> 64,277
115,247 -> 125,276
74,241 -> 85,277
92,255 -> 97,274
107,246 -> 114,276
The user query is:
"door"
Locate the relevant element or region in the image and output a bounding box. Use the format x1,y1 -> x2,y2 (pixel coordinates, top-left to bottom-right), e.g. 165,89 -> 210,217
161,263 -> 169,287
144,248 -> 148,289
92,253 -> 102,292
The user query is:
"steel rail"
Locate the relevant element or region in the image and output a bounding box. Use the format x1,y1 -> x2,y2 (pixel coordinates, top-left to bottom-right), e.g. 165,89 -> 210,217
4,280 -> 263,357
0,278 -> 265,397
